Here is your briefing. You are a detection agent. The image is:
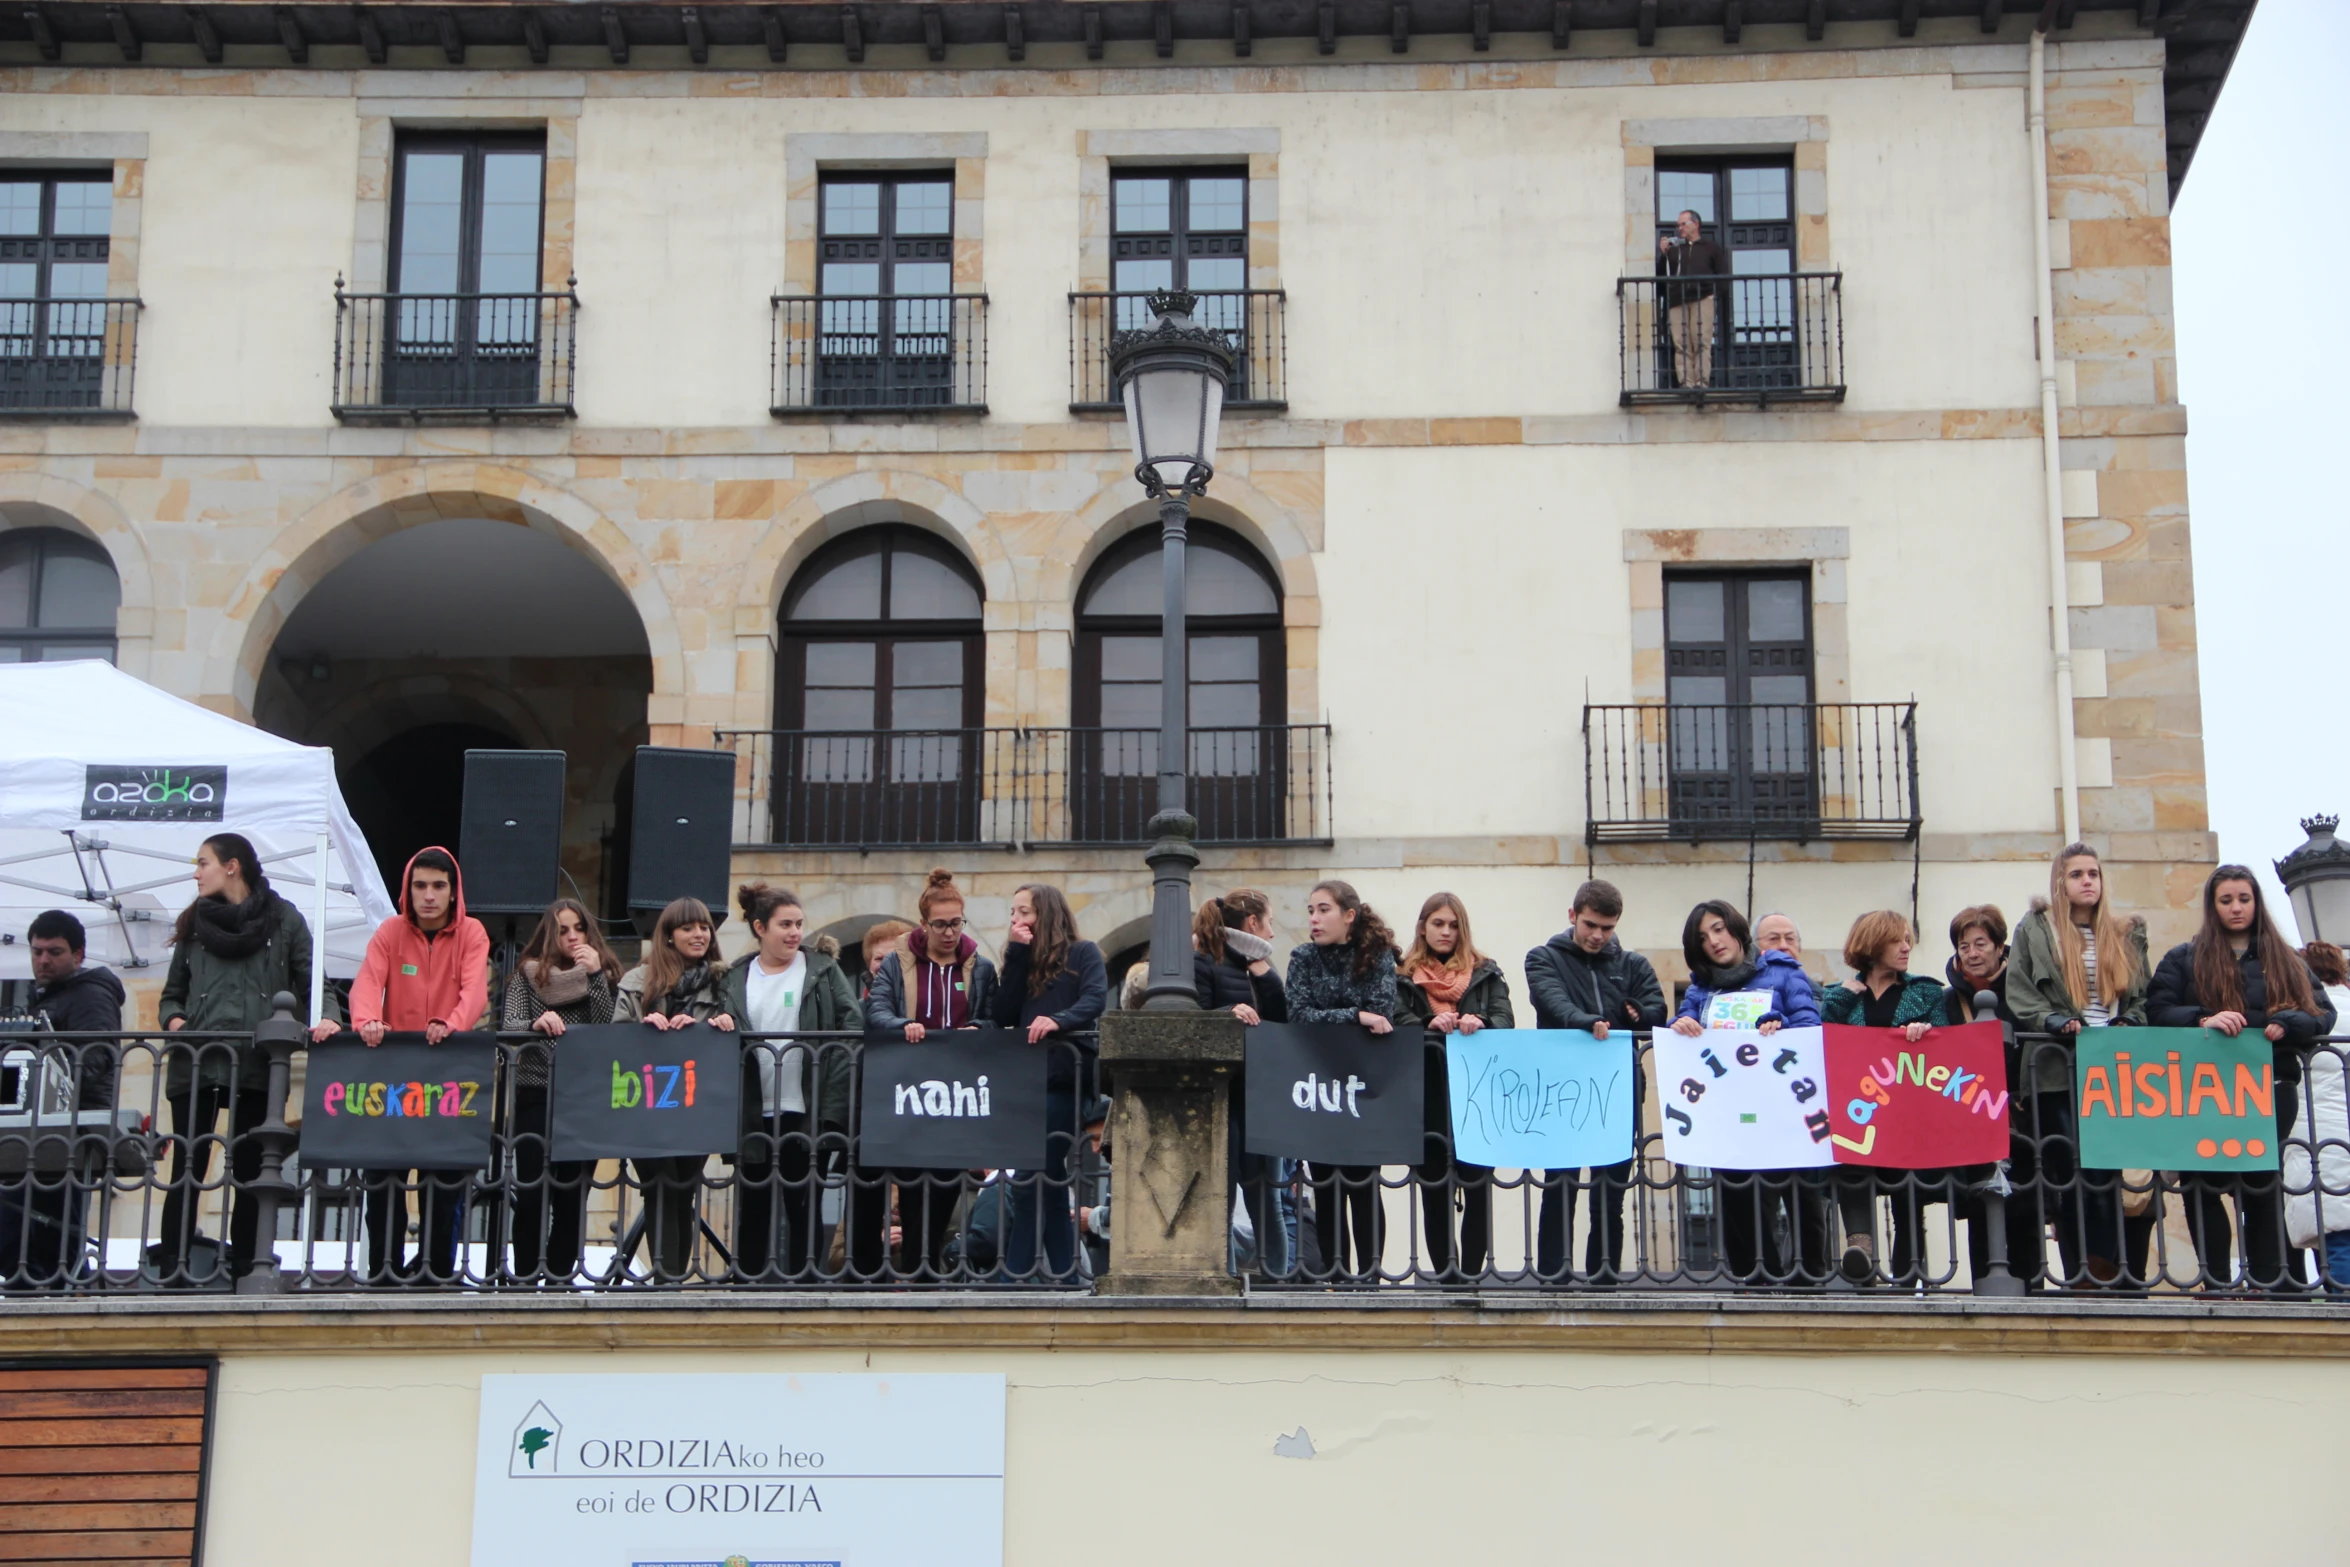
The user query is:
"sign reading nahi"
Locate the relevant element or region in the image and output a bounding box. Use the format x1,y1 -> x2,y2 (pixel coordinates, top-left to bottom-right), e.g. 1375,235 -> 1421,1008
472,1373 -> 1005,1567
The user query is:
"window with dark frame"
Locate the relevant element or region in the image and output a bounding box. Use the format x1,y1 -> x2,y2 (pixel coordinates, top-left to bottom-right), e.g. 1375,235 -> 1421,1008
0,527 -> 121,664
1073,523 -> 1284,841
1663,570 -> 1815,833
1111,168 -> 1249,358
774,526 -> 985,844
817,173 -> 957,408
0,174 -> 113,409
1655,157 -> 1799,391
385,133 -> 547,408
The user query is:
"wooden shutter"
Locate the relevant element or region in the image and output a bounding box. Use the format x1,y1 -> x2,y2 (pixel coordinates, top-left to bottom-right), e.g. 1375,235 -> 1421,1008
0,1362 -> 212,1566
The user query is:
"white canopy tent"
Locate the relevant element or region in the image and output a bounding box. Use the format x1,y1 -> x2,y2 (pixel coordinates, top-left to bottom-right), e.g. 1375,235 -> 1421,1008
0,661 -> 395,1011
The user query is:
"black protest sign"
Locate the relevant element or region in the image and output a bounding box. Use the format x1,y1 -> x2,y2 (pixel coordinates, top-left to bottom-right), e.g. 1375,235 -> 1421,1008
857,1028 -> 1048,1170
1244,1023 -> 1426,1165
301,1033 -> 498,1170
549,1023 -> 742,1162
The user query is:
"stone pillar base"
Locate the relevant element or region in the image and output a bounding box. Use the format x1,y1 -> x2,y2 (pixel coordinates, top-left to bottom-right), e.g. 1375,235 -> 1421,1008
1097,1010 -> 1244,1298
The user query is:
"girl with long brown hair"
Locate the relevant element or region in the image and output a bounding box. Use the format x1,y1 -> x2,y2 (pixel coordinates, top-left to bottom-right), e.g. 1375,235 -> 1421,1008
989,882 -> 1108,1278
615,897 -> 734,1281
1285,880 -> 1400,1281
496,898 -> 620,1281
2150,866 -> 2336,1289
1393,892 -> 1514,1281
2007,842 -> 2149,1285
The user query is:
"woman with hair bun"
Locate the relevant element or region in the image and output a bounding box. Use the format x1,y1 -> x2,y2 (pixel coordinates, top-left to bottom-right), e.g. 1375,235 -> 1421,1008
1285,879 -> 1399,1283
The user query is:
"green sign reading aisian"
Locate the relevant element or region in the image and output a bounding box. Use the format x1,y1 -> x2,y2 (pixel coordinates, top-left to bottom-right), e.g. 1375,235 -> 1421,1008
2076,1027 -> 2280,1172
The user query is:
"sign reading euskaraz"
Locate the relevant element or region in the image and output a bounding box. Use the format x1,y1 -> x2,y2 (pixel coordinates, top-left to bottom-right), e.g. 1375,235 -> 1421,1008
857,1029 -> 1047,1169
81,764 -> 227,822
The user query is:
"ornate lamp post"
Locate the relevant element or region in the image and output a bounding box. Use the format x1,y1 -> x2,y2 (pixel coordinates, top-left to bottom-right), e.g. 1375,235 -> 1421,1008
1109,291 -> 1234,1012
2277,814 -> 2350,944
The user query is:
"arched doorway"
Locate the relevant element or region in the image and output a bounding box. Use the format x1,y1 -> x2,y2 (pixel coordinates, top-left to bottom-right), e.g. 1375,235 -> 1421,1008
257,514 -> 652,916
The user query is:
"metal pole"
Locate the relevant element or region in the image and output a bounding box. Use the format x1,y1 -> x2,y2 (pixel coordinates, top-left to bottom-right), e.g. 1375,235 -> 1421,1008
310,830 -> 329,1024
1142,487 -> 1201,1010
1971,987 -> 2027,1298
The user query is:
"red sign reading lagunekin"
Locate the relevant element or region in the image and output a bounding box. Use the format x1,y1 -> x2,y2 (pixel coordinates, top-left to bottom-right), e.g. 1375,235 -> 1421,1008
1822,1020 -> 2011,1168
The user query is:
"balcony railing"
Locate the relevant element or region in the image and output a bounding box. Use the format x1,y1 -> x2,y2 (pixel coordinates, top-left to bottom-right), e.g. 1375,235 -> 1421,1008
717,724 -> 1333,849
331,279 -> 579,420
0,297 -> 141,418
772,293 -> 987,415
1068,289 -> 1286,412
1583,701 -> 1918,844
11,1017 -> 2347,1299
1616,272 -> 1844,406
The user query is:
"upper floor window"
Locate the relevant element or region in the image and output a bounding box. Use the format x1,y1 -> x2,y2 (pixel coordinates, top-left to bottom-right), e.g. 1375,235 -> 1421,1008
0,527 -> 120,663
0,174 -> 113,408
383,134 -> 548,411
1113,169 -> 1246,325
821,175 -> 953,300
1655,159 -> 1793,277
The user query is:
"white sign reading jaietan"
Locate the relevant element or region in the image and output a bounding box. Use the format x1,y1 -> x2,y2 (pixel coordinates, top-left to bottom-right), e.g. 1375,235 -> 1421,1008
470,1374 -> 1005,1567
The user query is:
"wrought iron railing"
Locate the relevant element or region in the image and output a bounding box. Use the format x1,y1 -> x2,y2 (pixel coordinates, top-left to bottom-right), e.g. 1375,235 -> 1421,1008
1583,701 -> 1918,844
0,297 -> 141,416
331,278 -> 580,419
771,293 -> 987,414
1617,272 -> 1844,406
1068,289 -> 1286,411
716,724 -> 1334,849
11,1014 -> 2346,1300
0,1023 -> 1093,1292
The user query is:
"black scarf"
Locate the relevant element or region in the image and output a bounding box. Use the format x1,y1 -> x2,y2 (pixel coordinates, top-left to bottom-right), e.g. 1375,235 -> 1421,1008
659,960 -> 714,1016
1693,952 -> 1758,993
191,887 -> 274,961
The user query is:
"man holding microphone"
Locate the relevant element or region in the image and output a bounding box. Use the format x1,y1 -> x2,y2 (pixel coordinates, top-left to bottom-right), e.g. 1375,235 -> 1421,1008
1657,208 -> 1731,391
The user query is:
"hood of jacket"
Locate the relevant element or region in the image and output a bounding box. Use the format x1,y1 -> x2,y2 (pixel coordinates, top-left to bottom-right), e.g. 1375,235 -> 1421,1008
1544,930 -> 1622,965
397,844 -> 469,931
34,961 -> 125,1017
899,929 -> 977,969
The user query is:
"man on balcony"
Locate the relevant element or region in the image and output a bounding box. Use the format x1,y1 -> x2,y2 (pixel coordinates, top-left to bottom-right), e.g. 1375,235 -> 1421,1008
1657,210 -> 1730,391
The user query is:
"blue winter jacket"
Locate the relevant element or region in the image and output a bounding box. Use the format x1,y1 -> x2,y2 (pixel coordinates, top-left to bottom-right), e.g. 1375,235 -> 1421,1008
1674,947 -> 1823,1029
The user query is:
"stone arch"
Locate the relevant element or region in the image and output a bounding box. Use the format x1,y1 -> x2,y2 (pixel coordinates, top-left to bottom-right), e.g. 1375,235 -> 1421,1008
263,669 -> 556,759
1047,471 -> 1320,612
745,469 -> 1016,620
0,475 -> 156,678
206,465 -> 682,721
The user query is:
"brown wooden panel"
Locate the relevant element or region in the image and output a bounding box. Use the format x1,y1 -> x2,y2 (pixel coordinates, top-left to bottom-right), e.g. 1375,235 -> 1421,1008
0,1475 -> 200,1505
0,1560 -> 190,1567
0,1370 -> 207,1395
0,1501 -> 197,1531
0,1392 -> 206,1421
0,1419 -> 203,1448
0,1448 -> 202,1478
0,1532 -> 195,1562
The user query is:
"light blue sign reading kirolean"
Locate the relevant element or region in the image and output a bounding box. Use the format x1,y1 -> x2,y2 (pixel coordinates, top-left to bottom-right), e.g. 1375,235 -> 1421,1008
1446,1029 -> 1636,1169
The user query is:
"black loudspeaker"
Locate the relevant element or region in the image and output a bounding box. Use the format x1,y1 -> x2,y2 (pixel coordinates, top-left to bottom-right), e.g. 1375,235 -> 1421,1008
626,746 -> 734,922
459,750 -> 567,917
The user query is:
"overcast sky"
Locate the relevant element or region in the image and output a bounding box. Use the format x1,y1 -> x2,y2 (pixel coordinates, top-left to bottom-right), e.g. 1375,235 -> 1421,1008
2173,0 -> 2349,936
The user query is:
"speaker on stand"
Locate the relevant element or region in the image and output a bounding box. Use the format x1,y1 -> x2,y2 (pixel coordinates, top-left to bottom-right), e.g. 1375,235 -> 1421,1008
459,749 -> 568,996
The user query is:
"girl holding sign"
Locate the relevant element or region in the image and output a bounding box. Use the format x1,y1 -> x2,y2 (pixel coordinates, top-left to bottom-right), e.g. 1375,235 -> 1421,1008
617,897 -> 736,1282
497,898 -> 620,1283
2007,842 -> 2148,1286
2149,866 -> 2334,1291
992,883 -> 1109,1281
1822,911 -> 1951,1285
1395,892 -> 1515,1281
1669,901 -> 1829,1284
1287,880 -> 1400,1283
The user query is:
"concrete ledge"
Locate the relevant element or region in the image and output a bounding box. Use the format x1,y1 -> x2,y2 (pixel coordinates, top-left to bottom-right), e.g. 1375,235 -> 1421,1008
7,1290 -> 2349,1359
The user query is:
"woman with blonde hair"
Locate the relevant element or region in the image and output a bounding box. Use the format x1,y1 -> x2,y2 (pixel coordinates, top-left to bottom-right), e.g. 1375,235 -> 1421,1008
2006,841 -> 2149,1285
1393,891 -> 1513,1281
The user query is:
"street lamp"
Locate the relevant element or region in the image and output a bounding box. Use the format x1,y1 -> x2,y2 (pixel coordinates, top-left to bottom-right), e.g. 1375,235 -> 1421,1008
2278,814 -> 2350,945
1109,290 -> 1234,1012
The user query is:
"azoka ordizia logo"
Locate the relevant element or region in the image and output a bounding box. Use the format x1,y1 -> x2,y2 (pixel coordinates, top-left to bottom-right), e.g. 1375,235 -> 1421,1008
511,1402 -> 563,1477
81,765 -> 227,822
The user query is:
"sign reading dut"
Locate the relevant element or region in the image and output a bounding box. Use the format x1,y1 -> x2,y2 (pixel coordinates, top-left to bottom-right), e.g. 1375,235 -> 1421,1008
472,1373 -> 1005,1567
550,1023 -> 742,1162
1444,1029 -> 1635,1170
1243,1023 -> 1425,1166
300,1033 -> 497,1169
2077,1026 -> 2280,1171
858,1029 -> 1048,1170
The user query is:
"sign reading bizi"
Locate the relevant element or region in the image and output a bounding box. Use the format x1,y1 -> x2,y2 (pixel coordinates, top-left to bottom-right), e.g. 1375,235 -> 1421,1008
80,763 -> 227,822
301,1033 -> 497,1169
472,1373 -> 1005,1567
551,1023 -> 742,1162
858,1029 -> 1047,1169
1244,1023 -> 1424,1166
2077,1026 -> 2280,1171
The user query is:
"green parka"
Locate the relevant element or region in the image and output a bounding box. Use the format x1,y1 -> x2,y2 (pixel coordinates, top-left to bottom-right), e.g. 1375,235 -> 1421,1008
717,949 -> 861,1132
2004,899 -> 2151,1094
158,892 -> 331,1093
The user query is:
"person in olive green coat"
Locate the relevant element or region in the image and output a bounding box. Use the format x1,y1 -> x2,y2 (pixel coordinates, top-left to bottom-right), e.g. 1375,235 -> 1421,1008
2003,842 -> 2150,1286
1394,893 -> 1517,1281
719,883 -> 860,1281
155,832 -> 335,1284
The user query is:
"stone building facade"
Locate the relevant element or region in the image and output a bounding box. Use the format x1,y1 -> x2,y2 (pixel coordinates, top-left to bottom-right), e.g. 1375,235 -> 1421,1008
0,0 -> 2243,1009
